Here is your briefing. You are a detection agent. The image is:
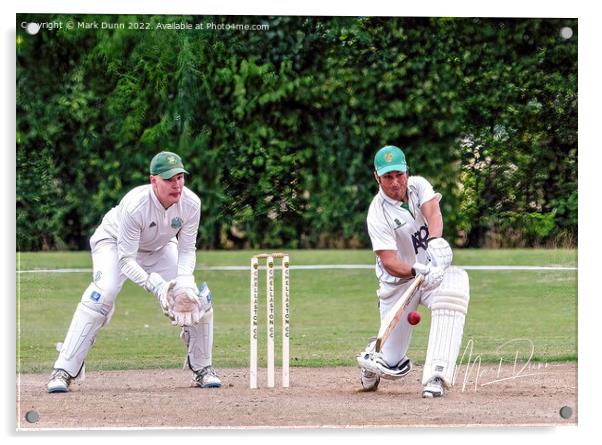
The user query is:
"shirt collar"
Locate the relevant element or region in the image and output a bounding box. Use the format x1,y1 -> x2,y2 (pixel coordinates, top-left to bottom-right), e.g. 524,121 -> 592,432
378,187 -> 403,206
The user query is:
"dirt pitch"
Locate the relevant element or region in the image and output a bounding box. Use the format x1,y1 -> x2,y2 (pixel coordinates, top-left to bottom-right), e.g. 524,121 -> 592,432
17,362 -> 577,430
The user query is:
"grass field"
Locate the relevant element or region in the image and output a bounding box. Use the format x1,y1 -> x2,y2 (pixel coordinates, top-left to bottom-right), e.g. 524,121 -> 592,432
16,249 -> 577,374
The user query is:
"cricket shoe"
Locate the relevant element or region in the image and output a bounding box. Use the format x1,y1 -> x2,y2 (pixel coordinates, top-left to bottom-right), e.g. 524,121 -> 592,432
356,352 -> 412,380
192,366 -> 222,388
360,368 -> 380,392
47,368 -> 73,393
355,337 -> 380,375
376,355 -> 412,380
422,377 -> 444,398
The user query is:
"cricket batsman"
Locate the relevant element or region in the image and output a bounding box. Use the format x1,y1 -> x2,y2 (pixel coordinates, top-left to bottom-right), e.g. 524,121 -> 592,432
47,151 -> 222,392
356,145 -> 470,398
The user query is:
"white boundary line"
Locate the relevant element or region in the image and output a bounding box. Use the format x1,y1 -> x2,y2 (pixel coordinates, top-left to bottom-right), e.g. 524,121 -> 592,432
16,265 -> 577,273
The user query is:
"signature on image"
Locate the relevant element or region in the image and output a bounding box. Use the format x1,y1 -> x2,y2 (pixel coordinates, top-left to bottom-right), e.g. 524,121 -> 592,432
454,338 -> 556,392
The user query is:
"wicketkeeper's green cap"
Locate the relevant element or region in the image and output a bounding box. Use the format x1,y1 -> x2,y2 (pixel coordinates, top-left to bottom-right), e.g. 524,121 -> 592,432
374,145 -> 407,176
150,151 -> 188,179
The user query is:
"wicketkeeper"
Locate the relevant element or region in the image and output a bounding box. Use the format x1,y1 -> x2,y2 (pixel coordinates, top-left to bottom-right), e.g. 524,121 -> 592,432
356,145 -> 470,398
47,151 -> 222,392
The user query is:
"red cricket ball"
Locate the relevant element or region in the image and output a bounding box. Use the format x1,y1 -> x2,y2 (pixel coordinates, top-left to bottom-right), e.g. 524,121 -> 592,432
407,311 -> 421,326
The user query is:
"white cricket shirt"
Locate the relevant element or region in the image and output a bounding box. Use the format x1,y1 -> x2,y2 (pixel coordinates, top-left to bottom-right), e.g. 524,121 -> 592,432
90,184 -> 201,286
366,175 -> 441,284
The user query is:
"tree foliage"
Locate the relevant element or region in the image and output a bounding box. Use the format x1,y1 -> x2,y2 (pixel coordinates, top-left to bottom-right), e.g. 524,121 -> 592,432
16,15 -> 577,250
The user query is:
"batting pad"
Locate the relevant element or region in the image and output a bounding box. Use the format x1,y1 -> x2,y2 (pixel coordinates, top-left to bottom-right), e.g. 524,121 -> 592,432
181,308 -> 214,371
422,266 -> 470,387
54,302 -> 106,377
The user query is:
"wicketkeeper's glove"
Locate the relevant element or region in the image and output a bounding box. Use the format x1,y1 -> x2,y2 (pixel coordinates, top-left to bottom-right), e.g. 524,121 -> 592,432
170,275 -> 213,327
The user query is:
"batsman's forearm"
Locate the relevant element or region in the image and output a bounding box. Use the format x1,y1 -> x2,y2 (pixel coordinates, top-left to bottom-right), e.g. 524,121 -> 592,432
383,262 -> 415,279
420,197 -> 444,238
377,250 -> 415,279
428,220 -> 443,239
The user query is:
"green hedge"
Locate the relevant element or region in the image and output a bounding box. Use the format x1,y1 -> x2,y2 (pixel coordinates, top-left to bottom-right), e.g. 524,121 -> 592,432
16,15 -> 577,250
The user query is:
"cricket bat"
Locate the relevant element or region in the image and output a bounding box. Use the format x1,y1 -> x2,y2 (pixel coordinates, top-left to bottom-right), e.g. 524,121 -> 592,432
375,274 -> 424,353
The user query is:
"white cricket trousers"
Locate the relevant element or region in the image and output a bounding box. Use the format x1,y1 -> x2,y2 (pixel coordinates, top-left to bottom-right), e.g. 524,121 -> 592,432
377,278 -> 437,367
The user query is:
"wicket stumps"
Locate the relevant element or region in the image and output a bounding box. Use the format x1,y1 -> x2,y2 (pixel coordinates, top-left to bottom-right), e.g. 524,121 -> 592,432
250,253 -> 290,389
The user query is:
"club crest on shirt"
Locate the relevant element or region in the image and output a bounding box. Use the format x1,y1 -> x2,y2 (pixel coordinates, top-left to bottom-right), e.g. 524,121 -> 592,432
171,217 -> 183,229
393,218 -> 406,229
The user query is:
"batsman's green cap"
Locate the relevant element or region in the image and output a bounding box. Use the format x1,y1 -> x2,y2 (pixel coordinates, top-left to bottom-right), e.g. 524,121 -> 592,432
374,145 -> 407,176
150,151 -> 188,179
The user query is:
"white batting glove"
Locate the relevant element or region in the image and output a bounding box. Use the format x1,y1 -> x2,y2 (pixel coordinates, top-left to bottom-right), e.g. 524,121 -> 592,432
426,237 -> 453,269
144,272 -> 176,319
412,262 -> 444,291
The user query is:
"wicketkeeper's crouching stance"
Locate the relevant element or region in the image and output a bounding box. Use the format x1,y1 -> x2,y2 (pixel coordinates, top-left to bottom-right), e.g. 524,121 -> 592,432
47,151 -> 221,393
356,145 -> 470,398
